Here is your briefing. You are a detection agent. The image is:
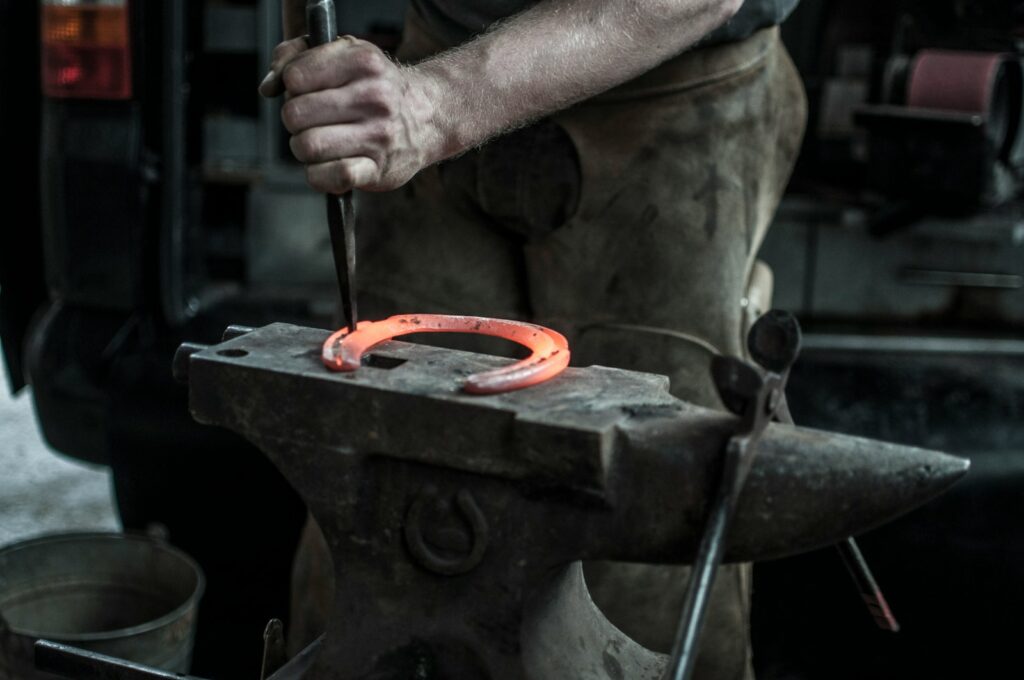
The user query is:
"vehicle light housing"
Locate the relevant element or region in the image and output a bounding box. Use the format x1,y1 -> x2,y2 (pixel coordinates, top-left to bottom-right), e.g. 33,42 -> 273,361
41,0 -> 131,100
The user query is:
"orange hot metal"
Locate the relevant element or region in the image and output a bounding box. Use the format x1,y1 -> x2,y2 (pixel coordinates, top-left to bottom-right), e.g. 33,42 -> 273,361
322,315 -> 570,394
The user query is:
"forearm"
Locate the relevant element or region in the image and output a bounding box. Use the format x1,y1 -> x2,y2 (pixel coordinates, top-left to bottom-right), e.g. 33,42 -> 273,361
261,0 -> 740,194
412,0 -> 741,162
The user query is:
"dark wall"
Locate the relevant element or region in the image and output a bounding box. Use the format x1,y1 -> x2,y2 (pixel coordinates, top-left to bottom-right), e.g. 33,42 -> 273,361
0,0 -> 46,393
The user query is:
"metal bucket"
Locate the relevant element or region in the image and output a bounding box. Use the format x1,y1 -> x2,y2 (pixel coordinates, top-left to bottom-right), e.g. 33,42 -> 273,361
0,532 -> 204,679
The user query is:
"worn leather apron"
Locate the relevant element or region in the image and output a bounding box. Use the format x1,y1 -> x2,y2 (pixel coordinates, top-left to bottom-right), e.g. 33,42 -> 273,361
290,9 -> 806,679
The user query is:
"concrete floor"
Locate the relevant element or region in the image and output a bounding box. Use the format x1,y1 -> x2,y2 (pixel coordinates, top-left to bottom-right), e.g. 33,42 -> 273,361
0,365 -> 120,549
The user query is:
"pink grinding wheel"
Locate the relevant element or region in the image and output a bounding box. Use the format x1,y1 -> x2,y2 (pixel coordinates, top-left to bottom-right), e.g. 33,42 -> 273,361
907,49 -> 1007,114
322,314 -> 570,395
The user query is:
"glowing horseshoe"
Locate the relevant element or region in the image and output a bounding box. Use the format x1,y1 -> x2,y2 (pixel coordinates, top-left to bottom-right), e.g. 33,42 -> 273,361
321,314 -> 570,394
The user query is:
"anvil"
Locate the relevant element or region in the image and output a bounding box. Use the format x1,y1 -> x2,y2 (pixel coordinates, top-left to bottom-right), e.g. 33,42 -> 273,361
172,323 -> 966,680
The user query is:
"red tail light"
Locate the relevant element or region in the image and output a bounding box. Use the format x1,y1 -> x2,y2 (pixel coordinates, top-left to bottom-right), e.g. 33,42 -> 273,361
41,0 -> 132,100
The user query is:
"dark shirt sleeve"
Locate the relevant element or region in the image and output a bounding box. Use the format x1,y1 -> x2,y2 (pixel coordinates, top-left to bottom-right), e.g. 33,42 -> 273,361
410,0 -> 800,53
701,0 -> 801,47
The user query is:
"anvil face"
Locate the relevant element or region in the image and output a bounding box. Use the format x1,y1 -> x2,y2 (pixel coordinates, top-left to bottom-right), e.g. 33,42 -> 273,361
180,323 -> 967,680
192,323 -> 681,497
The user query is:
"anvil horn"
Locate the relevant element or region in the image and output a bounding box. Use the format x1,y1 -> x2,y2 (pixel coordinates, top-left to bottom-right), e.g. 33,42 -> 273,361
586,409 -> 969,564
735,423 -> 969,559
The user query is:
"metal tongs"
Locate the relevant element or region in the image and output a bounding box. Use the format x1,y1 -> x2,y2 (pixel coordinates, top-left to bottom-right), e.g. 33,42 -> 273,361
665,310 -> 898,680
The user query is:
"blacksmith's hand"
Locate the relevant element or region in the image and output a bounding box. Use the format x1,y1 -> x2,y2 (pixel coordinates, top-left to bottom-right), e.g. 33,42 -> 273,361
259,36 -> 443,194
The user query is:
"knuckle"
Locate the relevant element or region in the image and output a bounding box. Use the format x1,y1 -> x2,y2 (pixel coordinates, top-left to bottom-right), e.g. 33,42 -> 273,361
281,63 -> 305,93
280,100 -> 302,132
351,47 -> 386,76
306,166 -> 330,193
362,81 -> 396,115
272,38 -> 304,63
368,121 -> 395,147
291,131 -> 320,161
336,163 -> 356,187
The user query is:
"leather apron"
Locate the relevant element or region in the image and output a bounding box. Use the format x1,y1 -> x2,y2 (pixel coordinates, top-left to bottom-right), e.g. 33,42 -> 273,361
290,10 -> 807,679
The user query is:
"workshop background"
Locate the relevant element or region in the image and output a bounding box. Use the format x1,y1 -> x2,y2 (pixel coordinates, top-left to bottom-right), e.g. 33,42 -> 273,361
2,0 -> 1023,679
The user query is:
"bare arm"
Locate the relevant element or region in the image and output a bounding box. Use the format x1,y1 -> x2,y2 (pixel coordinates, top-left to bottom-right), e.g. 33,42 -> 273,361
262,0 -> 741,193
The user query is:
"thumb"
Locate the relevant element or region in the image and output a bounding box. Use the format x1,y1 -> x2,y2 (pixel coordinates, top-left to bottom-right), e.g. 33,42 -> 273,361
259,36 -> 310,98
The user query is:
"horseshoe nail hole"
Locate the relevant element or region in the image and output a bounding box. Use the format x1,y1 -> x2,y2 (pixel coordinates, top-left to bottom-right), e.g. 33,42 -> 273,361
363,354 -> 407,370
218,349 -> 249,358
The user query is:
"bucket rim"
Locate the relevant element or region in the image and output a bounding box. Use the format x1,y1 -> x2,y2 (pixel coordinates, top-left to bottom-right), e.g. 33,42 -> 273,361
0,531 -> 206,643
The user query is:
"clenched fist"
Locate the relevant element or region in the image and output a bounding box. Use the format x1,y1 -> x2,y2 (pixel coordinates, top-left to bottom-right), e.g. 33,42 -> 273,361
259,36 -> 446,194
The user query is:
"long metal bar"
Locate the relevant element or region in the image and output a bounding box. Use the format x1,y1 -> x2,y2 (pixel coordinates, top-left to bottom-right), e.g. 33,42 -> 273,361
663,437 -> 755,680
801,333 -> 1024,356
160,0 -> 188,324
749,311 -> 900,633
774,394 -> 901,632
306,0 -> 358,332
664,356 -> 777,680
329,192 -> 358,330
836,536 -> 901,632
34,641 -> 203,680
257,0 -> 280,167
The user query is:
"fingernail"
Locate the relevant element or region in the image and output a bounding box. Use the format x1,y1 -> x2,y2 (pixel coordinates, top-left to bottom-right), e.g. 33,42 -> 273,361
259,69 -> 275,89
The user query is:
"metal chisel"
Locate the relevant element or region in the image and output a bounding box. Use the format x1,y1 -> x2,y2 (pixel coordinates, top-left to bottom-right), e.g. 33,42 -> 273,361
306,0 -> 358,332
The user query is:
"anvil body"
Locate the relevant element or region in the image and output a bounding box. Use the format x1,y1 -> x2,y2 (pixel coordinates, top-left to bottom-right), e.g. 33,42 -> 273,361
179,323 -> 967,680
